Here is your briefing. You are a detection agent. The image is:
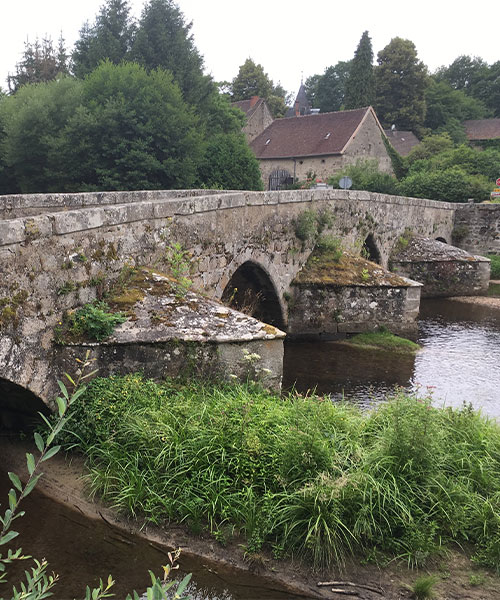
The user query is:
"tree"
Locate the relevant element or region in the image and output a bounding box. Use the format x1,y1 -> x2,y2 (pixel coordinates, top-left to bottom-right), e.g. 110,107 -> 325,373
344,31 -> 374,109
72,0 -> 135,78
61,62 -> 202,191
230,58 -> 288,117
131,0 -> 212,107
7,35 -> 69,93
197,132 -> 263,190
424,79 -> 488,141
374,38 -> 429,132
313,61 -> 351,113
1,76 -> 83,193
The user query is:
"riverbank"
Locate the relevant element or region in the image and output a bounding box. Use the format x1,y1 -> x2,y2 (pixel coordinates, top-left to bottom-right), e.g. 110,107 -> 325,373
2,434 -> 499,600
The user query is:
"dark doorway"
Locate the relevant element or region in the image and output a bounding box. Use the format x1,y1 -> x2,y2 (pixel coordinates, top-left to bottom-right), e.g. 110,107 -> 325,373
0,379 -> 50,431
362,234 -> 381,264
222,262 -> 284,329
268,169 -> 293,191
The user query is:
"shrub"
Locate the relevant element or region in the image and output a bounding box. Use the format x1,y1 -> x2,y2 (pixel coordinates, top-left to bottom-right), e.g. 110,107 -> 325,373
487,254 -> 500,279
67,301 -> 127,341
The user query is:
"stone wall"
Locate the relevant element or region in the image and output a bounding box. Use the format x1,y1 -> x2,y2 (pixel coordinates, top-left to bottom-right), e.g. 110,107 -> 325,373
288,282 -> 421,339
453,203 -> 500,256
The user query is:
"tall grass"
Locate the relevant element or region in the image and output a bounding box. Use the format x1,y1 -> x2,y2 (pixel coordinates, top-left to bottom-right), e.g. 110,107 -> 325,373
58,376 -> 500,571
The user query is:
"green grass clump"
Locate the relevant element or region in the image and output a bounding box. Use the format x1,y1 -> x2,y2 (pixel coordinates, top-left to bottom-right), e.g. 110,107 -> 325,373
59,377 -> 500,571
487,254 -> 500,279
411,574 -> 439,599
346,328 -> 420,353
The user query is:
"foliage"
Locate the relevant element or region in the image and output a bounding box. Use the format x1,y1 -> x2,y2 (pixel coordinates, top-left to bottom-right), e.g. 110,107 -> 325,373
58,61 -> 203,192
72,0 -> 135,78
163,243 -> 193,297
130,0 -> 213,108
344,31 -> 374,109
0,76 -> 83,193
57,375 -> 500,571
487,255 -> 500,279
230,58 -> 289,118
7,35 -> 69,93
374,37 -> 429,133
424,79 -> 488,142
328,159 -> 400,195
410,574 -> 439,599
0,354 -> 191,599
197,132 -> 263,191
293,207 -> 335,244
308,61 -> 351,113
398,166 -> 492,203
67,301 -> 127,341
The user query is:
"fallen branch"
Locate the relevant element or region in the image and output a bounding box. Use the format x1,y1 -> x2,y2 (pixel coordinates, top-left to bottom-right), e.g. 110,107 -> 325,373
317,581 -> 384,595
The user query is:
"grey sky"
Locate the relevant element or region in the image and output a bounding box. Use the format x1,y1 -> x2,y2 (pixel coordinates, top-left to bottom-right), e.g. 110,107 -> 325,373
1,1 -> 499,95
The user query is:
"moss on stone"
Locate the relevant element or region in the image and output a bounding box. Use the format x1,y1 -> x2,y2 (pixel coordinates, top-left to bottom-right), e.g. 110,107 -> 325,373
343,329 -> 420,354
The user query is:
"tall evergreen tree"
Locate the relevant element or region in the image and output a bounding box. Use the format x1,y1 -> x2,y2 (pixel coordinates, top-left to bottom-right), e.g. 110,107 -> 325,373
374,37 -> 429,132
131,0 -> 211,107
72,0 -> 135,78
7,36 -> 68,93
344,31 -> 374,109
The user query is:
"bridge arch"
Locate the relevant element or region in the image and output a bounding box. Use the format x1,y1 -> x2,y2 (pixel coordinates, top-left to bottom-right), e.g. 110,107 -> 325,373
362,234 -> 382,264
221,260 -> 285,330
0,378 -> 50,431
436,237 -> 448,244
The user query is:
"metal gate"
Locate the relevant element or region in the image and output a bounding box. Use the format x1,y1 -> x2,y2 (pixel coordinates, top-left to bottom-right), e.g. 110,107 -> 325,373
268,169 -> 292,191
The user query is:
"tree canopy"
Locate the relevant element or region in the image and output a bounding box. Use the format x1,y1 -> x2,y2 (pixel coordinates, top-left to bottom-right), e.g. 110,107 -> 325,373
230,58 -> 288,118
344,31 -> 374,109
374,37 -> 429,132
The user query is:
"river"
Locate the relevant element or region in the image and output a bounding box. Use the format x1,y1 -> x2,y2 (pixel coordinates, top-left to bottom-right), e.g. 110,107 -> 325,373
284,296 -> 500,417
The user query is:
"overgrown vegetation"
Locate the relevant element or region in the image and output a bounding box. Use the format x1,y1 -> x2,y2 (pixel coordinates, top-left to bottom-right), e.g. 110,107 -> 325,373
487,254 -> 500,279
63,301 -> 127,342
57,375 -> 500,571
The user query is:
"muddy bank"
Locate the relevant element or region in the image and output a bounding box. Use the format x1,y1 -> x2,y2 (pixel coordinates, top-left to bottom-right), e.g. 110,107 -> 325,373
1,436 -> 499,600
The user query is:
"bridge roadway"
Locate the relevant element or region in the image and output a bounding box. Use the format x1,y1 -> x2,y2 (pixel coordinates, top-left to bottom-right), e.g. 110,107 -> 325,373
0,188 -> 469,408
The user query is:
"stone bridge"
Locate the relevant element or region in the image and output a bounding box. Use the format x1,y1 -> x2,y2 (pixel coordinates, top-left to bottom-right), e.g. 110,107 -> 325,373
0,188 -> 497,413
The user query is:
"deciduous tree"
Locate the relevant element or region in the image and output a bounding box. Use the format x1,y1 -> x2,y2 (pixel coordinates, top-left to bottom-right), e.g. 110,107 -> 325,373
374,37 -> 429,133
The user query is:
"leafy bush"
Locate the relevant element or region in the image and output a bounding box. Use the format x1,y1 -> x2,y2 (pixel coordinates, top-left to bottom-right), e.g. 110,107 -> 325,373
67,301 -> 127,341
328,159 -> 400,195
58,376 -> 500,571
487,254 -> 500,279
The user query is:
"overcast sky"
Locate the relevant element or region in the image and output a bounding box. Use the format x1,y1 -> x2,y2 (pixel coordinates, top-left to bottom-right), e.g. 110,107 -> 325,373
1,1 -> 499,95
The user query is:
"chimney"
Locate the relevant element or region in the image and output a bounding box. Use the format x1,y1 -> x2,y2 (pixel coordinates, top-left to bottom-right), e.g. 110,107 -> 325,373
250,96 -> 259,107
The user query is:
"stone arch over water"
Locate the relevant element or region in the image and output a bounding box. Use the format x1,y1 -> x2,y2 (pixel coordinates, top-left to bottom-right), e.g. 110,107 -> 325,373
362,234 -> 382,264
436,237 -> 448,244
0,378 -> 50,431
222,261 -> 285,330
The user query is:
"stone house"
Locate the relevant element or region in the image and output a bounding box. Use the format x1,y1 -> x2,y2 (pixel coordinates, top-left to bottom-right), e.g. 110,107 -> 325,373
250,106 -> 393,190
232,96 -> 274,143
464,118 -> 500,148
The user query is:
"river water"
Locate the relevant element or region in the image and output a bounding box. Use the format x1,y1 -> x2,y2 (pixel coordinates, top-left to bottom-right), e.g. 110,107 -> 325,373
2,295 -> 499,599
284,296 -> 500,418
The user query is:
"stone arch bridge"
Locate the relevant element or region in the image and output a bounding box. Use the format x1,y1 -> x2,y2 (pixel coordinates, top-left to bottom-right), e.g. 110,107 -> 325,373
0,188 -> 497,413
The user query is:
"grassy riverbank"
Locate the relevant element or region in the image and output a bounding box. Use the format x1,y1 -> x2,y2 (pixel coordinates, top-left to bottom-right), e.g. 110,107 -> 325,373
60,376 -> 500,571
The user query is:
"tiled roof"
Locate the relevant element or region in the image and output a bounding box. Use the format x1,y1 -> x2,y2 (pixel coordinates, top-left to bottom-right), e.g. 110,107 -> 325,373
384,129 -> 420,156
464,119 -> 500,141
251,107 -> 371,159
231,97 -> 263,119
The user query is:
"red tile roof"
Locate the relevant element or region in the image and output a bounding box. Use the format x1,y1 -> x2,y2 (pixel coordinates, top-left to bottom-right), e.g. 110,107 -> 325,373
464,119 -> 500,141
250,107 -> 372,158
231,97 -> 264,119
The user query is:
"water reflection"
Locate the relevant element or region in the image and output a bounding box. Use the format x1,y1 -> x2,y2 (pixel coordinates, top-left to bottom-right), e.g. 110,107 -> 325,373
284,298 -> 500,417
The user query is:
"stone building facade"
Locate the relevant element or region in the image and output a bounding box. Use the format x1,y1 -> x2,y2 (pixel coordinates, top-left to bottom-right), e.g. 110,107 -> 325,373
231,96 -> 274,143
250,107 -> 393,189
